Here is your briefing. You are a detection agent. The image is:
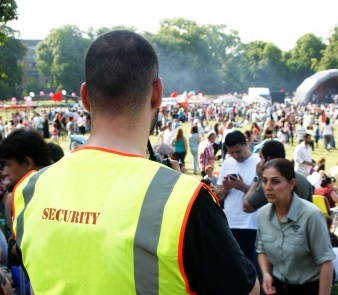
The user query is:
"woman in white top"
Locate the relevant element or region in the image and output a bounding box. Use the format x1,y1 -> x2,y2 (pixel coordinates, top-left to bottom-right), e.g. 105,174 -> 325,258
321,117 -> 334,150
188,126 -> 200,174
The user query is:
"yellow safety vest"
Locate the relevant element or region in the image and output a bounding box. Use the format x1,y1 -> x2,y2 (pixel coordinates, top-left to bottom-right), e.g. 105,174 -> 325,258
13,147 -> 214,295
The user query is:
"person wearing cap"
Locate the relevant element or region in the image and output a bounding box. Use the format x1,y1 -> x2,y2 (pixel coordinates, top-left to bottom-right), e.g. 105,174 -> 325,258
198,131 -> 219,177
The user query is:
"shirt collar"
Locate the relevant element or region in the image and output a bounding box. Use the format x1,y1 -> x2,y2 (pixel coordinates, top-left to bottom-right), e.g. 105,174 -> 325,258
268,192 -> 300,224
286,193 -> 300,222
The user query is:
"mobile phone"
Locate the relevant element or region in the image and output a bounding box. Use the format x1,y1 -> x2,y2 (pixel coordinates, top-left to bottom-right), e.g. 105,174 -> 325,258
229,173 -> 238,179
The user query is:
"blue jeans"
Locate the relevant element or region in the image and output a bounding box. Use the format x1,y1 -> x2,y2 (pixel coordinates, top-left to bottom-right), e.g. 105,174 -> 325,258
190,147 -> 198,173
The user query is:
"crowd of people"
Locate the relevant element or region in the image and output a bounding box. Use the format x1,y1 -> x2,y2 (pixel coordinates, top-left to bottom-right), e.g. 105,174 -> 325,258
153,83 -> 338,294
0,30 -> 336,294
0,108 -> 90,149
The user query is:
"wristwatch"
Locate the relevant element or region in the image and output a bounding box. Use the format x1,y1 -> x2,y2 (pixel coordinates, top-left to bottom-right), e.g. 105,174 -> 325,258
253,176 -> 260,183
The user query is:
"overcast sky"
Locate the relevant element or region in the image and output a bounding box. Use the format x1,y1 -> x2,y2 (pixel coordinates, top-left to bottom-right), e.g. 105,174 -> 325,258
8,0 -> 338,51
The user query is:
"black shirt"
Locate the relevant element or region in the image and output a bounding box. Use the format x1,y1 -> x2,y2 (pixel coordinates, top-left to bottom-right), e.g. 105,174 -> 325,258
184,187 -> 257,294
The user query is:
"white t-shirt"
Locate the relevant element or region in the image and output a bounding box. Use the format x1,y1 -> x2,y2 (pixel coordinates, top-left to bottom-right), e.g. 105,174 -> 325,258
296,126 -> 306,140
322,123 -> 333,136
294,142 -> 312,175
163,128 -> 175,144
217,153 -> 260,229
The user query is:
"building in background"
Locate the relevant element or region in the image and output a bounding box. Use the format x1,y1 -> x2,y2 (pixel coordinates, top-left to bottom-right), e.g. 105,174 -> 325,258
19,40 -> 50,97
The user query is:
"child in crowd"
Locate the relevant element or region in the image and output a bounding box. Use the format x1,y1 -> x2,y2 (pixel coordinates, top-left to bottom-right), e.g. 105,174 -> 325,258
50,123 -> 59,144
203,165 -> 218,186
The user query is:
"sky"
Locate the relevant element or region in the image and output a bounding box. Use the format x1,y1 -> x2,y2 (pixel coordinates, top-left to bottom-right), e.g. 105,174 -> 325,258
7,0 -> 338,51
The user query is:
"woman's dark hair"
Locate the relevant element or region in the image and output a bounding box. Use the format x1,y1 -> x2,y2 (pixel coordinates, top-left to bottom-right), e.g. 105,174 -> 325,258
321,174 -> 333,187
262,158 -> 295,181
0,129 -> 51,168
175,128 -> 183,141
214,123 -> 219,135
325,117 -> 330,125
262,158 -> 298,193
190,126 -> 198,134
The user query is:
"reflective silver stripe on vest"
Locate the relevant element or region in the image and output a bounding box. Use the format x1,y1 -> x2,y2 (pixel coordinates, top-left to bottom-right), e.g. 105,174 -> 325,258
16,166 -> 50,247
134,166 -> 181,295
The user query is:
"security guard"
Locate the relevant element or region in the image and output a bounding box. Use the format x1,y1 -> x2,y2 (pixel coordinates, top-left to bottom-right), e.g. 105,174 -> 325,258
12,30 -> 259,294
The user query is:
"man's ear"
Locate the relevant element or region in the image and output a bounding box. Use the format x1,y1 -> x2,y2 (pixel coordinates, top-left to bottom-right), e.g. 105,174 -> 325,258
24,157 -> 35,171
80,82 -> 91,112
150,77 -> 162,109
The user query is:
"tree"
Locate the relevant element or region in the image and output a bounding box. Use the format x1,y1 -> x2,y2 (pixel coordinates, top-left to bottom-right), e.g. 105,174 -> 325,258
36,25 -> 90,93
239,41 -> 286,92
148,19 -> 230,95
318,26 -> 338,70
285,33 -> 326,93
0,0 -> 18,83
0,0 -> 18,45
0,36 -> 26,98
201,24 -> 243,93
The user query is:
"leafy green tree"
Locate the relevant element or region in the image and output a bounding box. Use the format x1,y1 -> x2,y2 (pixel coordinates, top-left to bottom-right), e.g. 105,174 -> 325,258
0,0 -> 18,83
285,33 -> 326,92
318,26 -> 338,70
0,37 -> 26,98
36,25 -> 90,93
201,24 -> 243,93
0,0 -> 17,45
148,18 -> 229,95
239,41 -> 286,92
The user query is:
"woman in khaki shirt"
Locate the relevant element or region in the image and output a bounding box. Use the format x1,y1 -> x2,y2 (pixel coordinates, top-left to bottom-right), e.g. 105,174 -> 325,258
256,158 -> 335,295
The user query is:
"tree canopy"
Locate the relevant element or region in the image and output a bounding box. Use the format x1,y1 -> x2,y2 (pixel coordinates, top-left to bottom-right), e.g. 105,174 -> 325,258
1,16 -> 337,99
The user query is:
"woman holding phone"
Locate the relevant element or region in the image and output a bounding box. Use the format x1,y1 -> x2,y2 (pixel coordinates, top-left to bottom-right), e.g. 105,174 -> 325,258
256,158 -> 335,295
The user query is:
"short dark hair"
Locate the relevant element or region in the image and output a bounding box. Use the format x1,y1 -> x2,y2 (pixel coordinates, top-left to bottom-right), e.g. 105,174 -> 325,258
303,133 -> 311,139
224,130 -> 246,147
261,140 -> 286,160
85,30 -> 159,118
0,129 -> 51,168
190,126 -> 198,134
47,142 -> 64,163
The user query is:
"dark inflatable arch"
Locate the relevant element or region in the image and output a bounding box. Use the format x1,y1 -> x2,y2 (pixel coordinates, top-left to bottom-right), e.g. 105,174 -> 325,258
294,69 -> 338,104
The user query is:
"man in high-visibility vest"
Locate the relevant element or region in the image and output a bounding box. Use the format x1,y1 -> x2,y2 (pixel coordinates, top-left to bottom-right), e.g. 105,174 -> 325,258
12,30 -> 259,294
